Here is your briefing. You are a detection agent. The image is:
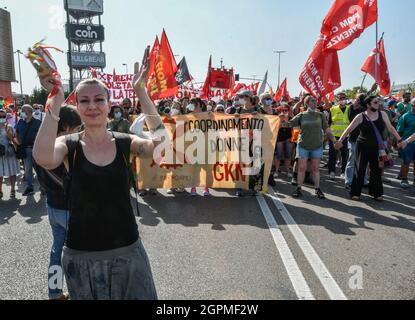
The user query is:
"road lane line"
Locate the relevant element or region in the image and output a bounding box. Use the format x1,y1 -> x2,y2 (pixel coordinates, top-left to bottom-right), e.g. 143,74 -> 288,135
255,194 -> 315,300
267,187 -> 347,300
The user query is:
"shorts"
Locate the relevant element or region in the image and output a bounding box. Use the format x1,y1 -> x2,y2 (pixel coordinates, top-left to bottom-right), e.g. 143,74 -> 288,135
275,139 -> 293,160
296,145 -> 324,160
400,143 -> 415,164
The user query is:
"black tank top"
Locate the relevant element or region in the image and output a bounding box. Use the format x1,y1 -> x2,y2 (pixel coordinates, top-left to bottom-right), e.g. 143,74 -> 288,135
357,111 -> 385,149
66,138 -> 139,251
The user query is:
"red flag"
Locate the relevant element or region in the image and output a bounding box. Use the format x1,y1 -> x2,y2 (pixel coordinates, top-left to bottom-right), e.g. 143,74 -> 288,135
299,38 -> 341,99
64,90 -> 77,106
361,39 -> 390,96
321,0 -> 378,51
327,91 -> 335,103
201,55 -> 212,99
149,30 -> 179,100
90,67 -> 97,78
147,36 -> 160,94
275,78 -> 290,101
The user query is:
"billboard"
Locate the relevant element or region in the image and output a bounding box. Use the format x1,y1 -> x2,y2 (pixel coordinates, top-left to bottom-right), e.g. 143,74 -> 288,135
0,9 -> 16,82
65,0 -> 104,15
69,51 -> 106,68
66,24 -> 105,42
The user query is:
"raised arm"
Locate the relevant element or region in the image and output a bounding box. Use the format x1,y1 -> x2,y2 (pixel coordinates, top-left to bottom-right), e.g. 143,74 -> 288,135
130,46 -> 167,158
33,74 -> 68,170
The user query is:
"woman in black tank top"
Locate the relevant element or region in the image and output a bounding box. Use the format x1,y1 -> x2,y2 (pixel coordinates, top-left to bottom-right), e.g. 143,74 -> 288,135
334,96 -> 403,201
33,48 -> 166,300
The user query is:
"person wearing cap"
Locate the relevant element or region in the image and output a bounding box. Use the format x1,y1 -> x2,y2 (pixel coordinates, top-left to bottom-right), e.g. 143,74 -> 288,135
16,104 -> 42,196
327,92 -> 350,180
259,93 -> 276,115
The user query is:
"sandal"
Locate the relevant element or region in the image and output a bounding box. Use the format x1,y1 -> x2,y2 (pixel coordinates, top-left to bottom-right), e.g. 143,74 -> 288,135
374,197 -> 384,202
315,188 -> 326,199
351,196 -> 361,201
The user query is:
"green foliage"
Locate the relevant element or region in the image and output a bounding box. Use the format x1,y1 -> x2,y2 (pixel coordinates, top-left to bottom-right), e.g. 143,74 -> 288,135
28,87 -> 49,106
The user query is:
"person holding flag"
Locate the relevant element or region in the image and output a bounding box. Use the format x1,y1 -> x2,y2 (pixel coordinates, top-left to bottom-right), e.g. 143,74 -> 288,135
33,47 -> 162,300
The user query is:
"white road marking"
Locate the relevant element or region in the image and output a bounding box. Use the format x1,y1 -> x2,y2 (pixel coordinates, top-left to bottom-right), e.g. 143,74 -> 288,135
267,187 -> 347,300
255,193 -> 315,300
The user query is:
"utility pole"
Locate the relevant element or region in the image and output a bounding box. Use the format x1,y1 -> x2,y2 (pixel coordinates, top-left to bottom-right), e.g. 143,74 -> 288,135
273,50 -> 286,88
14,50 -> 23,97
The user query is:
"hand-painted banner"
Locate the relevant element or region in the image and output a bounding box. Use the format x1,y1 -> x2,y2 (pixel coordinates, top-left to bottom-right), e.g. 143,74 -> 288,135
135,114 -> 280,191
93,70 -> 137,102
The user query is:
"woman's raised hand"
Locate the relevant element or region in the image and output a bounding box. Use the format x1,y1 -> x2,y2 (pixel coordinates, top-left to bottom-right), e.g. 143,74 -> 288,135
133,46 -> 151,92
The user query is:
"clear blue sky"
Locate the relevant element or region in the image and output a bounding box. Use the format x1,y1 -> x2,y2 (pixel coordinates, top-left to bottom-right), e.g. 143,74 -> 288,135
2,0 -> 414,96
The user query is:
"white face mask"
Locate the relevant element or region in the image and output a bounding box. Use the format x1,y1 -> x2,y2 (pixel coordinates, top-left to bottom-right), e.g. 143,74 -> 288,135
339,99 -> 347,106
20,112 -> 27,120
114,112 -> 122,119
0,118 -> 6,125
207,105 -> 213,112
170,109 -> 180,116
187,104 -> 195,112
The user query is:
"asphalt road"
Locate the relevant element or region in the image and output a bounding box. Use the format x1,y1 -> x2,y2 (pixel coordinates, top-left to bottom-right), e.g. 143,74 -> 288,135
0,159 -> 414,300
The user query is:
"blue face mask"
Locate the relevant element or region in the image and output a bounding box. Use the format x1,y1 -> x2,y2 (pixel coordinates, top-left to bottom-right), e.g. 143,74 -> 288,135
114,112 -> 122,119
265,99 -> 273,107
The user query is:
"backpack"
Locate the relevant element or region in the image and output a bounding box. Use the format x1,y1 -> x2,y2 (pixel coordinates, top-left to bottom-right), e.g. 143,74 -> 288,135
64,132 -> 140,216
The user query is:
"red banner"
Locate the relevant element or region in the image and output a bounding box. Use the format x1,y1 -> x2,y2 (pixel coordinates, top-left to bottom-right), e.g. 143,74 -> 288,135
321,0 -> 378,51
299,38 -> 341,99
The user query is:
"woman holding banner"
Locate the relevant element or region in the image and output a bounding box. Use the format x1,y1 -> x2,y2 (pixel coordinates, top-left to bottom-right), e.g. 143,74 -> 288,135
33,48 -> 162,300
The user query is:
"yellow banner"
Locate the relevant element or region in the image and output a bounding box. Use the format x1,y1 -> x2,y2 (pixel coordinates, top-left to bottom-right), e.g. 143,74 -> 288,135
135,114 -> 280,192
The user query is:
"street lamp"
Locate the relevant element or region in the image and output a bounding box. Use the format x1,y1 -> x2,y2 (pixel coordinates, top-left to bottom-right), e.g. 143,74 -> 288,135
273,50 -> 287,89
14,50 -> 24,97
122,63 -> 128,74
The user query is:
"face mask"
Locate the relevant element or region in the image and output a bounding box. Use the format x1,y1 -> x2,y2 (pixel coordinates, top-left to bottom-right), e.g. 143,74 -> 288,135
339,99 -> 347,106
207,105 -> 213,112
34,110 -> 41,116
20,112 -> 27,120
0,119 -> 6,125
114,112 -> 122,119
308,107 -> 316,113
265,99 -> 273,107
170,109 -> 180,116
187,104 -> 195,112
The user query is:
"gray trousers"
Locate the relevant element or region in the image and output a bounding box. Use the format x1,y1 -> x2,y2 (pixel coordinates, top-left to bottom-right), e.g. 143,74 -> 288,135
62,239 -> 157,300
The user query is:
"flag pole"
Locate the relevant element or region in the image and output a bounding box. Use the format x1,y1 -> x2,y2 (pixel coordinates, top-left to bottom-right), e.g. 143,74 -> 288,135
374,20 -> 379,87
360,73 -> 367,91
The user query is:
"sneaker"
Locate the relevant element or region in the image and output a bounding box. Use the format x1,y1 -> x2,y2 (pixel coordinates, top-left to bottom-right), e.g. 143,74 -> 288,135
176,188 -> 185,193
190,187 -> 197,196
292,188 -> 303,198
203,188 -> 210,197
23,187 -> 34,196
273,172 -> 279,179
138,190 -> 147,197
400,180 -> 410,189
167,189 -> 174,194
235,189 -> 243,197
0,191 -> 3,200
329,172 -> 336,180
10,190 -> 16,199
345,183 -> 351,190
315,188 -> 326,199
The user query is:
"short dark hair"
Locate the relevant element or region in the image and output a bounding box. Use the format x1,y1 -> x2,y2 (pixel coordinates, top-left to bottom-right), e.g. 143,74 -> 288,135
58,106 -> 82,134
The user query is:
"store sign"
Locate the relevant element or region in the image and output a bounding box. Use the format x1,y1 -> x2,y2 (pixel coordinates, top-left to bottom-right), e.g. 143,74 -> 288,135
65,0 -> 104,15
66,24 -> 105,42
70,51 -> 106,68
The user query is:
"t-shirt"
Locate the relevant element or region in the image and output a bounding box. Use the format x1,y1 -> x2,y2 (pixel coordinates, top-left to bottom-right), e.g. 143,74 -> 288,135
108,119 -> 131,134
288,111 -> 329,150
397,111 -> 415,143
396,102 -> 412,115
